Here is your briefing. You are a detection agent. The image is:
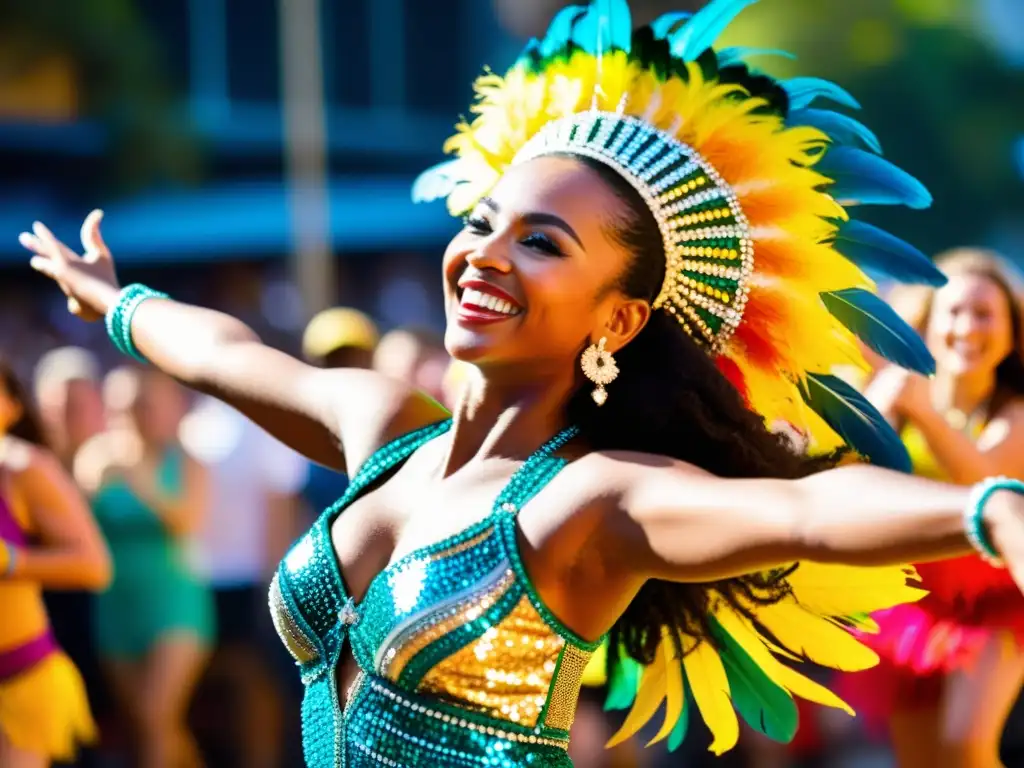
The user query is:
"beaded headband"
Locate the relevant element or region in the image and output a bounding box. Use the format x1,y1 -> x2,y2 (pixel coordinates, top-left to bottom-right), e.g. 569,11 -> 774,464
513,111 -> 753,352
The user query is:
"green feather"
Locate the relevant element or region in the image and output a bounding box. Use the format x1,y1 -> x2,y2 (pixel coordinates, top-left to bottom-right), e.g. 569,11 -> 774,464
667,675 -> 692,751
604,646 -> 643,711
711,619 -> 799,742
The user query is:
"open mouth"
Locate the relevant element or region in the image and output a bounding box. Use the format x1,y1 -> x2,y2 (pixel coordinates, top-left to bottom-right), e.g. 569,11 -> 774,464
455,280 -> 524,324
460,287 -> 521,316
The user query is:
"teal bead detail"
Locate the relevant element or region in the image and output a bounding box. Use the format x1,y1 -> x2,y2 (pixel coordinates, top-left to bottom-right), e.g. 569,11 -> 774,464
965,476 -> 1024,565
272,420 -> 598,766
104,283 -> 168,362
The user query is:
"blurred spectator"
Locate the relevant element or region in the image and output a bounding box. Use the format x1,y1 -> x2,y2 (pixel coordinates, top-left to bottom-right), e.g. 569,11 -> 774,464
33,347 -> 105,467
179,395 -> 309,768
373,326 -> 450,404
301,307 -> 380,370
32,346 -> 108,768
74,369 -> 212,768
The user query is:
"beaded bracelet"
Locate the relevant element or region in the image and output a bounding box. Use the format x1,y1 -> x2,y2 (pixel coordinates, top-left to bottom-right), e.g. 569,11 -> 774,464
104,284 -> 168,363
964,476 -> 1024,567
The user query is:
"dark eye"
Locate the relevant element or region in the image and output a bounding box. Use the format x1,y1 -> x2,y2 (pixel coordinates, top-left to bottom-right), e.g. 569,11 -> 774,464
521,232 -> 563,256
462,215 -> 492,235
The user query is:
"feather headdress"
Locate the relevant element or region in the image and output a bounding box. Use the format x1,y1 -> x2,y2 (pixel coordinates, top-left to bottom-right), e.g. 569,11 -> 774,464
415,0 -> 935,754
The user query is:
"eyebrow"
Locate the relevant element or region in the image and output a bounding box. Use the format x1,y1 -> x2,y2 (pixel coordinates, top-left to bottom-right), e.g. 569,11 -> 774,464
480,196 -> 585,249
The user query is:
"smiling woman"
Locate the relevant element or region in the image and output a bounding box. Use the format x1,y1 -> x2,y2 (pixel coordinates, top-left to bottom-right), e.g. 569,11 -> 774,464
20,1 -> 1024,767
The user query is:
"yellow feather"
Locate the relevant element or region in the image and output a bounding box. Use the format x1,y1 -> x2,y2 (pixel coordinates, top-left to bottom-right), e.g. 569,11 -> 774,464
715,606 -> 854,716
683,638 -> 739,755
605,642 -> 668,748
787,562 -> 926,617
648,632 -> 686,746
755,599 -> 879,672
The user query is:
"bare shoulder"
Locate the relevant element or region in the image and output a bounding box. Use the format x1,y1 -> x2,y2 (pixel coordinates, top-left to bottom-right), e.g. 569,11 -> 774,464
318,368 -> 450,474
572,448 -> 711,493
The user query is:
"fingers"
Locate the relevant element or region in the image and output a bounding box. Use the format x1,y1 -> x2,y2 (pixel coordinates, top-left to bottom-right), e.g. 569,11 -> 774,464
28,256 -> 57,278
80,209 -> 108,258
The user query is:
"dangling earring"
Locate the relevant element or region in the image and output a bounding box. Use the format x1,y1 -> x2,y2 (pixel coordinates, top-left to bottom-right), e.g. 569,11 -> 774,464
581,337 -> 619,406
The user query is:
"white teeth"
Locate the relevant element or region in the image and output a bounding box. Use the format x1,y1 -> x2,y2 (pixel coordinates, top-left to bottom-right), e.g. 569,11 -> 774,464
461,288 -> 520,316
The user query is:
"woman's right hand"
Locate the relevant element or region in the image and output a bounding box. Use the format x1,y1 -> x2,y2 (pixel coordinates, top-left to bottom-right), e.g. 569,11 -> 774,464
20,209 -> 121,322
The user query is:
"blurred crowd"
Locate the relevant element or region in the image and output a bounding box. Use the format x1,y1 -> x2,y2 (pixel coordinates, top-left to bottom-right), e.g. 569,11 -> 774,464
4,249 -> 1024,768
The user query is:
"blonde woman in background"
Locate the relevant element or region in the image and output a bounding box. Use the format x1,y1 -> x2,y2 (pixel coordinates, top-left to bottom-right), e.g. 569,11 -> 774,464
849,249 -> 1024,767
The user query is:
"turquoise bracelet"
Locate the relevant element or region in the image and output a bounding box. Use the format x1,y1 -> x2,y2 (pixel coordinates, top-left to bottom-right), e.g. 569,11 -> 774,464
965,476 -> 1024,567
104,284 -> 169,363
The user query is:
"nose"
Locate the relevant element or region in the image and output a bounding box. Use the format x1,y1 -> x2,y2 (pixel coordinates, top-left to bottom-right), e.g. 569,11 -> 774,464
951,311 -> 983,339
465,234 -> 513,274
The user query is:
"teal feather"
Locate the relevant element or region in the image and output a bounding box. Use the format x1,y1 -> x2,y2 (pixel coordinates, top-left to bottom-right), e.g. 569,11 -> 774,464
711,619 -> 798,742
667,681 -> 692,752
572,0 -> 632,55
820,288 -> 935,375
650,12 -> 691,40
717,46 -> 796,69
540,5 -> 587,58
668,0 -> 760,62
604,649 -> 643,711
791,108 -> 881,153
800,373 -> 912,472
817,147 -> 932,209
515,38 -> 542,67
411,159 -> 465,203
783,77 -> 860,111
832,220 -> 946,286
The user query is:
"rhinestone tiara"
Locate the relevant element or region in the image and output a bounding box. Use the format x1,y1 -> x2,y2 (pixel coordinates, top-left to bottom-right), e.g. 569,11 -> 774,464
513,111 -> 754,353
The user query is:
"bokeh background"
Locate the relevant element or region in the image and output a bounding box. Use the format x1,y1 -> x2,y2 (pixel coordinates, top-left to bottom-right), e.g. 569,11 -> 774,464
1,1 -> 1023,767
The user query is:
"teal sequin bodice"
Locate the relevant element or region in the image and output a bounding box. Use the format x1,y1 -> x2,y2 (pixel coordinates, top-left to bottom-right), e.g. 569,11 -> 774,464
269,421 -> 603,767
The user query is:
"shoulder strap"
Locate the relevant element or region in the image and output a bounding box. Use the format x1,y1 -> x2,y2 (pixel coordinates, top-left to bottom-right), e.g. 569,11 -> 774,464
321,419 -> 453,524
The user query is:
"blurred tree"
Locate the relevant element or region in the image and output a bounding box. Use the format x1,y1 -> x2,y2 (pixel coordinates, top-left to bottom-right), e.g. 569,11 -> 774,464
0,0 -> 201,192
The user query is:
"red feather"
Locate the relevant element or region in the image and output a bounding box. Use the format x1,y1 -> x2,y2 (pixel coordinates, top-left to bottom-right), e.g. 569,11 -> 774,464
716,356 -> 750,404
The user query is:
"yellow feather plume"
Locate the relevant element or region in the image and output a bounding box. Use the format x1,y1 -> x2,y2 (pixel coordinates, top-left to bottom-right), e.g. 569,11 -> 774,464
683,638 -> 739,755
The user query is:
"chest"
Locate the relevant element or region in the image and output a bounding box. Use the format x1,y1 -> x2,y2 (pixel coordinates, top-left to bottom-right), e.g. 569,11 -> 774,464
328,456 -> 536,604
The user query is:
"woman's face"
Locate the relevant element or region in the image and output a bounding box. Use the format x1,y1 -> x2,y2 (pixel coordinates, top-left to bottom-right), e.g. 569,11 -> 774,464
131,372 -> 186,446
926,273 -> 1016,377
442,156 -> 642,372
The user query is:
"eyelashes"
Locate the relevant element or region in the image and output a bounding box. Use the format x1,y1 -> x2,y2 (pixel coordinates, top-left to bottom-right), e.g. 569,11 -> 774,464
461,216 -> 564,257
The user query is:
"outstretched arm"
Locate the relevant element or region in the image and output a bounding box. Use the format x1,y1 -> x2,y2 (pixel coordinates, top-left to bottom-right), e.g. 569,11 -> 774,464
606,453 -> 1024,587
21,212 -> 445,473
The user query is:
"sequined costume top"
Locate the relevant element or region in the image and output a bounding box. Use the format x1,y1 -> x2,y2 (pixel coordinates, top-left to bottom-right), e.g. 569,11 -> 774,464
269,420 -> 602,767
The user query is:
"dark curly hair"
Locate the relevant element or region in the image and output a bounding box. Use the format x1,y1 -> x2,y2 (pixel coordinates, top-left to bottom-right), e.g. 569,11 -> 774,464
560,154 -> 841,665
0,356 -> 48,448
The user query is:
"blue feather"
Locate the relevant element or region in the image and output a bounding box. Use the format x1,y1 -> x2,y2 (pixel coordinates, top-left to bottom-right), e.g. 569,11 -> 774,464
411,159 -> 466,204
540,5 -> 587,58
800,373 -> 912,472
717,46 -> 796,69
650,11 -> 692,40
669,0 -> 760,62
820,288 -> 935,375
817,147 -> 932,210
667,679 -> 692,752
790,108 -> 881,154
783,77 -> 860,111
571,0 -> 632,55
832,220 -> 946,287
515,38 -> 542,66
